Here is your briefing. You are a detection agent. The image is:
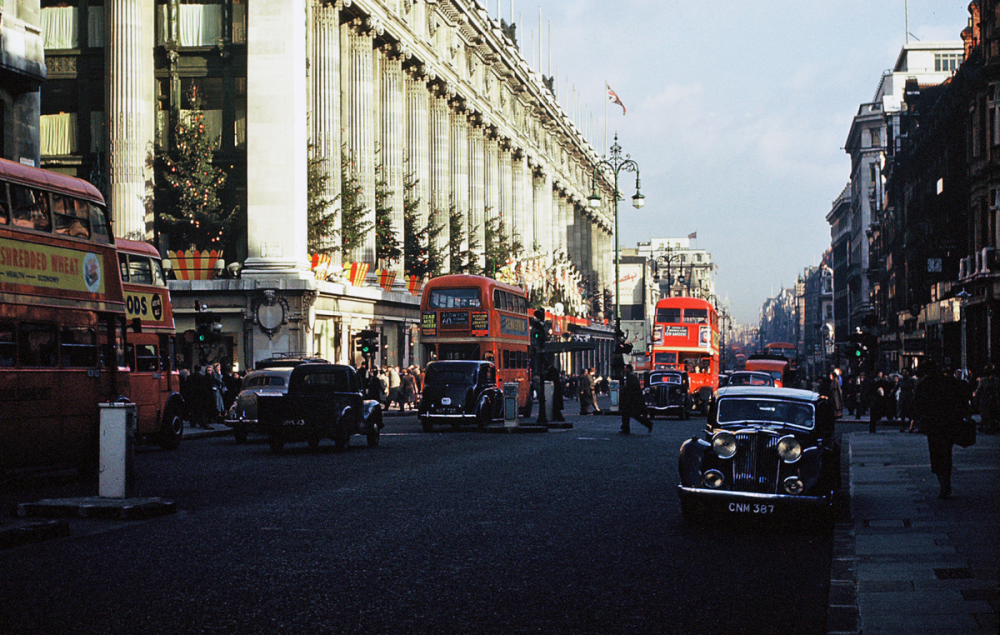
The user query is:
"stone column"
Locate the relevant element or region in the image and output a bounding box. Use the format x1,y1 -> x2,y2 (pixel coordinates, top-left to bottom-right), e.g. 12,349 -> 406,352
380,45 -> 405,274
406,68 -> 430,235
512,150 -> 526,255
107,0 -> 154,242
485,134 -> 500,233
244,0 -> 311,278
309,0 -> 341,266
500,145 -> 514,245
348,21 -> 376,264
468,122 -> 485,269
450,108 -> 469,266
429,88 -> 450,271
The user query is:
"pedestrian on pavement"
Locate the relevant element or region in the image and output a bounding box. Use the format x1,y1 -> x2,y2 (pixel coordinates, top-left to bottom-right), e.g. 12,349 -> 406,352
402,368 -> 419,411
619,364 -> 653,435
819,371 -> 844,419
898,369 -> 916,432
974,364 -> 1000,434
912,358 -> 968,499
580,367 -> 601,415
869,371 -> 889,433
547,366 -> 566,422
387,366 -> 404,410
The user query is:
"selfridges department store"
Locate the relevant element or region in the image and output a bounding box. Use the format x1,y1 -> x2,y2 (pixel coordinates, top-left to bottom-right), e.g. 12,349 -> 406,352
37,0 -> 618,371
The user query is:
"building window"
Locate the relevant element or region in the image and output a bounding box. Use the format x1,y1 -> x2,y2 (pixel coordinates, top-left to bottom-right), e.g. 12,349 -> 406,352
935,53 -> 961,73
41,4 -> 79,50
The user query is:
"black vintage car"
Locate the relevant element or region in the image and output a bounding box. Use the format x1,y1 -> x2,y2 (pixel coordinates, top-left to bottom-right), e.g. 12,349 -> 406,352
644,370 -> 691,419
678,386 -> 840,521
419,360 -> 504,431
257,363 -> 383,453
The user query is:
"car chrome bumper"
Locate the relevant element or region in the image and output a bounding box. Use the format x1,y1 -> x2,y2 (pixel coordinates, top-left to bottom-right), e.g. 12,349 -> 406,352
420,413 -> 476,420
677,485 -> 831,508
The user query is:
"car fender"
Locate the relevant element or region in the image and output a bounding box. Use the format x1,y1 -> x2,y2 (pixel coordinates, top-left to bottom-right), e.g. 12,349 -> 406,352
795,446 -> 823,490
679,437 -> 711,487
362,399 -> 383,432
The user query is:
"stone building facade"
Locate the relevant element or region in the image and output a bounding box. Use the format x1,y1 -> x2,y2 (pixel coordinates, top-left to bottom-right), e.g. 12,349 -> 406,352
36,0 -> 617,371
1,0 -> 46,164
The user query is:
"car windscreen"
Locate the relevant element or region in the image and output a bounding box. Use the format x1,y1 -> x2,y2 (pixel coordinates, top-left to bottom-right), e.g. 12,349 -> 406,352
424,366 -> 477,384
717,398 -> 814,429
649,374 -> 681,385
728,374 -> 769,386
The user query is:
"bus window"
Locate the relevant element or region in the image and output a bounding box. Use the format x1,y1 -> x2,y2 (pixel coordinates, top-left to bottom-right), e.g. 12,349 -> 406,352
135,343 -> 159,372
683,309 -> 708,324
654,352 -> 677,365
87,200 -> 113,244
51,193 -> 90,238
429,288 -> 481,309
19,322 -> 58,367
128,256 -> 154,285
60,327 -> 97,367
10,185 -> 51,232
0,322 -> 15,367
656,307 -> 681,323
0,183 -> 9,224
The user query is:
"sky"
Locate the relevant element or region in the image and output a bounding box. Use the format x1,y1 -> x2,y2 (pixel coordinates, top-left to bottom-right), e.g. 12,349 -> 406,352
485,0 -> 971,324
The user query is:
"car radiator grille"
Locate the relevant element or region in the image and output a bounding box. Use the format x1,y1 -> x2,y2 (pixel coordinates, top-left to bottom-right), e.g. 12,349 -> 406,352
733,432 -> 780,494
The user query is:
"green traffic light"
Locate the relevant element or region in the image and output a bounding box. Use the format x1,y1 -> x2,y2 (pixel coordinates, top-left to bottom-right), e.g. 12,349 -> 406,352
854,349 -> 861,357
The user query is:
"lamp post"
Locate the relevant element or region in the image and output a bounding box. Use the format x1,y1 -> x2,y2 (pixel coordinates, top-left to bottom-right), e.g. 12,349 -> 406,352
587,133 -> 644,379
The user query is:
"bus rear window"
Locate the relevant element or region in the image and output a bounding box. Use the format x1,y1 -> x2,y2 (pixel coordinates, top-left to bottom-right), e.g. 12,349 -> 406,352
429,288 -> 482,309
683,309 -> 708,324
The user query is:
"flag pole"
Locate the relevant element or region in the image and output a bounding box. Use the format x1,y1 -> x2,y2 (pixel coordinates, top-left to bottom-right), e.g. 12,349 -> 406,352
604,82 -> 608,155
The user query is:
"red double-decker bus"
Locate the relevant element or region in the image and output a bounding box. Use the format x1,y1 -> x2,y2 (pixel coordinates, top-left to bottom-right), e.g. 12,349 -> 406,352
0,158 -> 127,472
420,274 -> 530,411
117,238 -> 187,449
650,297 -> 720,413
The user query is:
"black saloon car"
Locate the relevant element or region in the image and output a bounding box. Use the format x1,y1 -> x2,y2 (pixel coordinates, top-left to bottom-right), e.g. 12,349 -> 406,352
419,360 -> 504,431
678,386 -> 840,521
644,370 -> 691,419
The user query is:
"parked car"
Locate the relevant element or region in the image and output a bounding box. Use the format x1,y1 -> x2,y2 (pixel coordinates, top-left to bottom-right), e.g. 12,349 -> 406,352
724,371 -> 775,387
225,367 -> 296,443
257,363 -> 383,453
418,360 -> 504,431
678,386 -> 840,522
643,369 -> 691,419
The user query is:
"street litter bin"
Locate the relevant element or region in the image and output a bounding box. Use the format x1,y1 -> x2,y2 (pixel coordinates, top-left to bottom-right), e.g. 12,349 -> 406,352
99,402 -> 136,499
503,382 -> 519,425
609,380 -> 620,409
543,381 -> 554,420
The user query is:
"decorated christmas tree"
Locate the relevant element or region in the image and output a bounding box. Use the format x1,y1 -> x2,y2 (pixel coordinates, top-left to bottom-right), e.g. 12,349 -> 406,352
483,213 -> 521,278
402,171 -> 443,279
340,145 -> 372,259
307,148 -> 339,257
158,86 -> 238,253
374,162 -> 401,269
448,206 -> 478,274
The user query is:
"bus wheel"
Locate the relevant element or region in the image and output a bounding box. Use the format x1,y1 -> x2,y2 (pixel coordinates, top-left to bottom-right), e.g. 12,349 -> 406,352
159,406 -> 184,450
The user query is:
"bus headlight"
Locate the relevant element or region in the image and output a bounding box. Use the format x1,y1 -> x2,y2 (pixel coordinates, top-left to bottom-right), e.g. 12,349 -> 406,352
712,431 -> 737,459
777,436 -> 802,463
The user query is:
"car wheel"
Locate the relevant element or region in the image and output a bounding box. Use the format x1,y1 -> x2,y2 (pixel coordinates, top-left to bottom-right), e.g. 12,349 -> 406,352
234,424 -> 248,444
159,405 -> 184,450
681,408 -> 690,420
421,419 -> 434,433
367,416 -> 381,447
268,434 -> 284,454
476,399 -> 491,428
333,424 -> 350,452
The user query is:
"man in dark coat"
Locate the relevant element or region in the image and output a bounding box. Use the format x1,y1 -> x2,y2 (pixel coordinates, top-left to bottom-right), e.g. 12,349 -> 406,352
620,364 -> 653,434
912,359 -> 967,499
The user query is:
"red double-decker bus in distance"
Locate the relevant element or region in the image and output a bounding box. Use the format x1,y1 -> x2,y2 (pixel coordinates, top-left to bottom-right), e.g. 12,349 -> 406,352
420,274 -> 530,412
650,297 -> 719,413
0,157 -> 127,473
116,238 -> 186,449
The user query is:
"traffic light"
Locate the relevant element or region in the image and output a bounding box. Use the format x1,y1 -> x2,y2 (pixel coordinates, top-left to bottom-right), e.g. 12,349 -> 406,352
194,302 -> 222,344
530,309 -> 548,351
356,330 -> 379,357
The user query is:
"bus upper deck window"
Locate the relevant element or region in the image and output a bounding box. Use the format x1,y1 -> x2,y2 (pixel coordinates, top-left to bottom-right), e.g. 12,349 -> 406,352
10,185 -> 51,232
87,201 -> 113,244
683,309 -> 708,324
52,194 -> 91,238
0,183 -> 9,224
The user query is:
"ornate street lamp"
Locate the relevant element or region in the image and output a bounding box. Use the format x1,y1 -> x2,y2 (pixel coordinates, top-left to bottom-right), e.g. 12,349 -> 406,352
587,133 -> 644,379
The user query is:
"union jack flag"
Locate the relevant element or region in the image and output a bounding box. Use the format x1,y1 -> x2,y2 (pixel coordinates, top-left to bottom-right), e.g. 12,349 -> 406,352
607,83 -> 626,115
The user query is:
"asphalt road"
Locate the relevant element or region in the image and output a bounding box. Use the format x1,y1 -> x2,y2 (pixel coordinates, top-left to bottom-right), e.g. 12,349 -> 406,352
0,411 -> 834,635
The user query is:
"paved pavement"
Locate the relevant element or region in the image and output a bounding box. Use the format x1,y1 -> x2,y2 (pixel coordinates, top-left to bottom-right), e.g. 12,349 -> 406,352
828,422 -> 999,635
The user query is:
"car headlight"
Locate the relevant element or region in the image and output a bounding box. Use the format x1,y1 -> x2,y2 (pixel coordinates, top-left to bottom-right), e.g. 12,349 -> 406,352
703,469 -> 725,489
712,431 -> 737,459
783,476 -> 804,495
777,436 -> 802,463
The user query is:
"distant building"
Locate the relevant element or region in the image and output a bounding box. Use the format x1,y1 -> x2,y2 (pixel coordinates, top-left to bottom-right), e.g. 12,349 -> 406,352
633,237 -> 716,300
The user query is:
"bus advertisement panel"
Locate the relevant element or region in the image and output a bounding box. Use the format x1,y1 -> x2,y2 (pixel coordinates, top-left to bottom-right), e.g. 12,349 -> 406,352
650,297 -> 719,412
117,238 -> 186,449
420,274 -> 530,411
0,158 -> 126,472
